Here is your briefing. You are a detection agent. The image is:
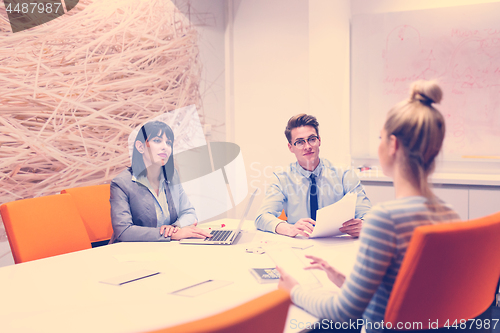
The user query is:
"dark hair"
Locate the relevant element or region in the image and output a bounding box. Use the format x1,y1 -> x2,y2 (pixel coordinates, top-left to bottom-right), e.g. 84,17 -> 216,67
131,121 -> 175,181
384,80 -> 445,199
284,114 -> 320,143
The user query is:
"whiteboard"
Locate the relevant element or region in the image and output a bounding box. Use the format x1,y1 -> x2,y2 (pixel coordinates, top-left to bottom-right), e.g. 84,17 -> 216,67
351,2 -> 500,169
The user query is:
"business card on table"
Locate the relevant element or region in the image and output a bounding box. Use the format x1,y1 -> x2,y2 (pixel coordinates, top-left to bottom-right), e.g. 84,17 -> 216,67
291,244 -> 314,250
249,268 -> 280,283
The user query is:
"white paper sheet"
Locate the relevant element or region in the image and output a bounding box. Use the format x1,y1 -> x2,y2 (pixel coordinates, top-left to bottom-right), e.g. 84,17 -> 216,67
310,193 -> 357,238
113,252 -> 167,262
255,231 -> 314,249
265,247 -> 322,290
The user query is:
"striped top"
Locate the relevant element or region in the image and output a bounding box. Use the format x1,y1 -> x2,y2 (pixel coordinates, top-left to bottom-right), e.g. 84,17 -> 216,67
291,196 -> 460,333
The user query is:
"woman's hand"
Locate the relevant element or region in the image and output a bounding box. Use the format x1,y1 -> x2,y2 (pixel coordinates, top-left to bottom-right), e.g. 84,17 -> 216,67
276,266 -> 299,293
170,222 -> 213,241
159,225 -> 178,238
304,255 -> 345,288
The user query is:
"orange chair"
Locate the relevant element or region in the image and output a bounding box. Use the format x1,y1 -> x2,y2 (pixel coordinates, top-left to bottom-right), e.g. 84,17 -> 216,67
0,194 -> 92,264
61,184 -> 112,246
278,209 -> 287,221
385,211 -> 500,330
150,289 -> 291,333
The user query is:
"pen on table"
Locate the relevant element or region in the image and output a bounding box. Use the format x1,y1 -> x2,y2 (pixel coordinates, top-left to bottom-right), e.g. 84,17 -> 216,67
291,244 -> 314,250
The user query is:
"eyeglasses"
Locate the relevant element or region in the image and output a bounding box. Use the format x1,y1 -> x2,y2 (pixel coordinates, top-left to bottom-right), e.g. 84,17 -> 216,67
293,136 -> 319,148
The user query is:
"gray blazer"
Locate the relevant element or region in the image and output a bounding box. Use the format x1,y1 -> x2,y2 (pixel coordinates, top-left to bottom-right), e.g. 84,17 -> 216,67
109,168 -> 197,243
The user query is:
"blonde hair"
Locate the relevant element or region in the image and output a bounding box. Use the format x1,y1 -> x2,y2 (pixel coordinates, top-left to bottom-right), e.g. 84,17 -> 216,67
384,80 -> 445,199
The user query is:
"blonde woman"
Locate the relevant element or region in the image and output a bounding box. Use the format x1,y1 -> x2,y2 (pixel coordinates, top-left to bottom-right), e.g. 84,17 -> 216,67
277,81 -> 460,333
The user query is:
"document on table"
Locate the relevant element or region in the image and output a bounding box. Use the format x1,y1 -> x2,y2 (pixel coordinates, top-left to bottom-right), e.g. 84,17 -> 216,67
170,280 -> 233,297
310,193 -> 356,238
99,268 -> 212,295
266,247 -> 322,290
99,269 -> 160,286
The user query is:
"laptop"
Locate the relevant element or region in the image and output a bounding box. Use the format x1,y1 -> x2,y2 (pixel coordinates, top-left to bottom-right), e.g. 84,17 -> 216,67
180,189 -> 257,245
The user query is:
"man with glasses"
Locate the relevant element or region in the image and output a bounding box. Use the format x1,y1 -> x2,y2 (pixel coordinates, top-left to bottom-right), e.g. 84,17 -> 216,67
255,114 -> 371,238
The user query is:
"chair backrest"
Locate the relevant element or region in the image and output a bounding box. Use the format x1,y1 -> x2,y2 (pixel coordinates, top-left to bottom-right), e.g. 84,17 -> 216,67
0,193 -> 92,264
151,289 -> 291,333
385,211 -> 500,329
61,184 -> 112,244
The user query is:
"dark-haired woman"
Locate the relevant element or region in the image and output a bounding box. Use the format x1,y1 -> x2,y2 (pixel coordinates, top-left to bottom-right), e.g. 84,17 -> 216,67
110,121 -> 211,242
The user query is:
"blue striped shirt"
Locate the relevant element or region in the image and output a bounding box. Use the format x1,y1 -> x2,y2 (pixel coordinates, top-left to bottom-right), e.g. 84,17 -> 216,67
255,159 -> 372,233
291,196 -> 460,333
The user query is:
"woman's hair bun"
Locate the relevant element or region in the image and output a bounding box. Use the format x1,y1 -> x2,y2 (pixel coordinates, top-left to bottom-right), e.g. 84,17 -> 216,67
409,80 -> 442,105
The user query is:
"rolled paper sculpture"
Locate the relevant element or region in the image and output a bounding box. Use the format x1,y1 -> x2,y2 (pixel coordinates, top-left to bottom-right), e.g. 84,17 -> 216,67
0,0 -> 202,235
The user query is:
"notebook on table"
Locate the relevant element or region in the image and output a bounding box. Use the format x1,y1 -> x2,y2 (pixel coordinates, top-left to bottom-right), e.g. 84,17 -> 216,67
180,189 -> 257,245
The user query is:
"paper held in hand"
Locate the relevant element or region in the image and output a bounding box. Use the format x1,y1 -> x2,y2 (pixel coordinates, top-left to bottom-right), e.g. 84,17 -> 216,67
310,192 -> 357,238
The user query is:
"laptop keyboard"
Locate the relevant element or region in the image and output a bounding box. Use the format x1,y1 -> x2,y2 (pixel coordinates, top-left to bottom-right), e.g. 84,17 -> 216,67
206,230 -> 233,242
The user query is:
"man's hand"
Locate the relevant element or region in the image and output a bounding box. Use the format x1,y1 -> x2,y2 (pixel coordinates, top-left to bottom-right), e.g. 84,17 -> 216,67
171,222 -> 213,240
339,218 -> 363,238
159,225 -> 178,238
275,218 -> 315,237
304,255 -> 345,288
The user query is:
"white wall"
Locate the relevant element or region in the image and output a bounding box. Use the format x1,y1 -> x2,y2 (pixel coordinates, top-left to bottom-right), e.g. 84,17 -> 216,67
231,0 -> 500,220
174,0 -> 227,142
309,0 -> 351,167
231,0 -> 310,218
231,0 -> 351,219
350,0 -> 500,14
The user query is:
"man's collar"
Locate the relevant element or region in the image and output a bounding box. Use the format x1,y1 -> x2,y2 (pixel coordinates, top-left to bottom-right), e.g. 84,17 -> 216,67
295,158 -> 323,178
